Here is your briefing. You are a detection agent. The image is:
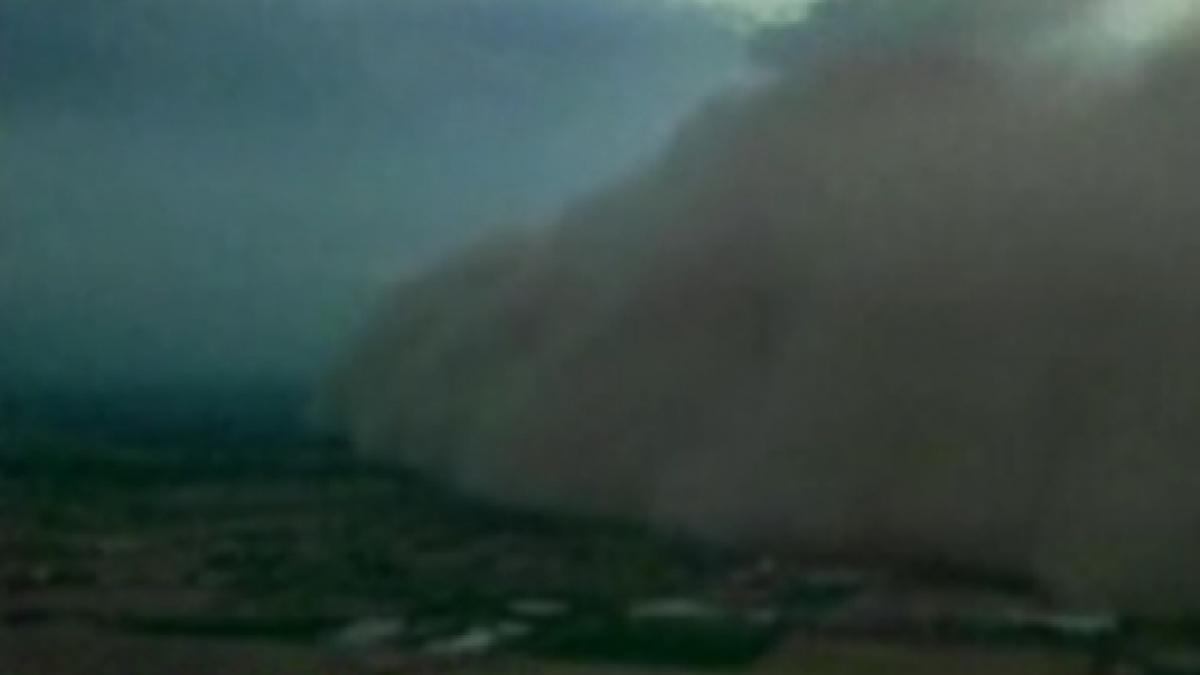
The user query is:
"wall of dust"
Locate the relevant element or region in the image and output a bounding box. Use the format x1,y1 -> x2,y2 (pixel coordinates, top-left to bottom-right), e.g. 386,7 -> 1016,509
329,0 -> 1200,613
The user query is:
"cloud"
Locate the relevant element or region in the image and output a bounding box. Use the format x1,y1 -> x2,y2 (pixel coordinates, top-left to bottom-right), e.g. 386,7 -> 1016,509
333,0 -> 1200,612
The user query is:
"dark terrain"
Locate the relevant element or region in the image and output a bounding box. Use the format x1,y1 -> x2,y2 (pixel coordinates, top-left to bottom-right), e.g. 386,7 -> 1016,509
2,387 -> 1198,674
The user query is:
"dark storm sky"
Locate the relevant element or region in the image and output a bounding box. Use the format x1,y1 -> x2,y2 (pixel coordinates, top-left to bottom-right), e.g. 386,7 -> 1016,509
0,0 -> 747,387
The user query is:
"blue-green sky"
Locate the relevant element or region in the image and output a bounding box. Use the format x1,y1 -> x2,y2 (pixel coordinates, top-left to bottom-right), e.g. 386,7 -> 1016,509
0,0 -> 756,387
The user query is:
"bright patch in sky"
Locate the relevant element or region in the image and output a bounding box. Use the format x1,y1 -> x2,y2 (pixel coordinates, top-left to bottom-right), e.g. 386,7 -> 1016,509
1043,0 -> 1200,79
1090,0 -> 1199,50
666,0 -> 818,28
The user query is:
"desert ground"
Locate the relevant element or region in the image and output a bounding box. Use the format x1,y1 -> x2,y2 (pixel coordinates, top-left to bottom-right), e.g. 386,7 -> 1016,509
2,438 -> 1195,674
0,627 -> 1095,675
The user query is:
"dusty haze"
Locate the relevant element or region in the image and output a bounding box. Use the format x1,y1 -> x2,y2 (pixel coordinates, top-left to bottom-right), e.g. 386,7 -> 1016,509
331,0 -> 1200,613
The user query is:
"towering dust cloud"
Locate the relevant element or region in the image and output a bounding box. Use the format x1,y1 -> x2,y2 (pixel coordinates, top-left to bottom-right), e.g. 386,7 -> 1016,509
330,0 -> 1200,612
